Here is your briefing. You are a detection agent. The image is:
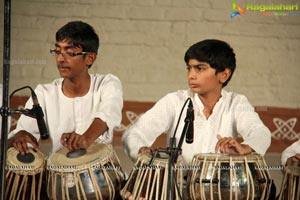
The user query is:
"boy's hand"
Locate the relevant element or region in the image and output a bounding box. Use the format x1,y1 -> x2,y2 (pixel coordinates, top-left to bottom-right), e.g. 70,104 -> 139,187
8,130 -> 39,155
286,153 -> 300,166
61,132 -> 90,152
138,146 -> 155,154
215,134 -> 253,155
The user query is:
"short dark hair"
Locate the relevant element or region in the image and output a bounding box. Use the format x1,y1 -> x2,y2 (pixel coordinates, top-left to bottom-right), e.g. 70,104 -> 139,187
56,21 -> 99,54
184,39 -> 236,87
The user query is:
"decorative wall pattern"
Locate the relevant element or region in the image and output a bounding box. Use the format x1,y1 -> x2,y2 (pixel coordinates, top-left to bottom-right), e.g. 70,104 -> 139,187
272,118 -> 300,141
114,111 -> 142,133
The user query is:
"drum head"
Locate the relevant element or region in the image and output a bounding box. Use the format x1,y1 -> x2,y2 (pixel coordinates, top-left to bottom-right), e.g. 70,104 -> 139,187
6,147 -> 44,174
286,165 -> 300,176
138,151 -> 171,166
193,153 -> 264,162
47,142 -> 112,171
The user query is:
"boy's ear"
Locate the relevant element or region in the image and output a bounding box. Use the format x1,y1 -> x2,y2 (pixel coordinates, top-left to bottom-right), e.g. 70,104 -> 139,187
220,68 -> 232,83
86,53 -> 97,66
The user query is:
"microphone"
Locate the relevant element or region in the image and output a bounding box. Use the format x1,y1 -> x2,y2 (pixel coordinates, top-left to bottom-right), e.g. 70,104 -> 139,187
31,91 -> 49,140
185,100 -> 194,144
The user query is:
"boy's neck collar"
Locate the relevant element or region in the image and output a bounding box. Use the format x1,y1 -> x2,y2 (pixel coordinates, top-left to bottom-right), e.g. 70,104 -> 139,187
62,74 -> 91,97
197,90 -> 223,109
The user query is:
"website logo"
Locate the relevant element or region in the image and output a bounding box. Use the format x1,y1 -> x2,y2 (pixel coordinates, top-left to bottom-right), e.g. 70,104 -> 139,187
230,2 -> 299,18
230,2 -> 246,18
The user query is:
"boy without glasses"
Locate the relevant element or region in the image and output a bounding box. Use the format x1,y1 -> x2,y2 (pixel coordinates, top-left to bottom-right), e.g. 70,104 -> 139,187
122,39 -> 271,164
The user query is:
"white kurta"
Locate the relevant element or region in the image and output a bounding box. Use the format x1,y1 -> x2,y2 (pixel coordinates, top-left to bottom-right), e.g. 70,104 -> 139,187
281,140 -> 300,165
122,89 -> 271,164
9,74 -> 123,155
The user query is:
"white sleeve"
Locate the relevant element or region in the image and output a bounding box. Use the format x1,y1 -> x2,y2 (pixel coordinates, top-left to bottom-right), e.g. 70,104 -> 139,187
234,96 -> 271,156
281,140 -> 300,165
122,94 -> 176,161
94,74 -> 123,141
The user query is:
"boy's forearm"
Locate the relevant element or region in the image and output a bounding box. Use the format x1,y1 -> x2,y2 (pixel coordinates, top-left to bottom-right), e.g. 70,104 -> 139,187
83,118 -> 108,145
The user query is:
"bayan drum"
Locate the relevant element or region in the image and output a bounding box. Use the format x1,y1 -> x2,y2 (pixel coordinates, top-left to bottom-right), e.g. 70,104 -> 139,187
187,153 -> 272,200
5,147 -> 46,200
277,165 -> 300,200
46,142 -> 125,200
120,151 -> 184,200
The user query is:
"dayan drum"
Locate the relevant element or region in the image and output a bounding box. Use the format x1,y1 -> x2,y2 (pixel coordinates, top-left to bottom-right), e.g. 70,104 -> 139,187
120,151 -> 184,200
277,165 -> 300,200
187,153 -> 273,200
5,147 -> 46,200
46,142 -> 125,200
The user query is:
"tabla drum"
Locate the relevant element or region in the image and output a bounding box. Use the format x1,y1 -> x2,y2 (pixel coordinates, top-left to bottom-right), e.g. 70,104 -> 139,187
46,142 -> 125,200
187,153 -> 272,200
277,165 -> 300,200
5,147 -> 46,200
120,151 -> 184,200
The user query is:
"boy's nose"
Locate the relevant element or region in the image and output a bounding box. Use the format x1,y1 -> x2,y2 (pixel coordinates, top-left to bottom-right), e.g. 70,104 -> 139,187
188,69 -> 196,80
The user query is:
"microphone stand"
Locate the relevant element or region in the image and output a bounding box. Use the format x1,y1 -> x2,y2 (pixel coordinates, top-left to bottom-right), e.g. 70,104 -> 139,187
1,89 -> 45,200
0,106 -> 38,199
0,0 -> 11,199
166,104 -> 193,200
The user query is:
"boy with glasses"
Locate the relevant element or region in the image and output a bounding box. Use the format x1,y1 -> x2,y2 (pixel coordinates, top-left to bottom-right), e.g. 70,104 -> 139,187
8,21 -> 123,156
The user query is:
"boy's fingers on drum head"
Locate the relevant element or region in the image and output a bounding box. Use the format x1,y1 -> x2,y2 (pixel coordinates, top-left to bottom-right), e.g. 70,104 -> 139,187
139,146 -> 153,154
17,142 -> 29,155
61,133 -> 71,143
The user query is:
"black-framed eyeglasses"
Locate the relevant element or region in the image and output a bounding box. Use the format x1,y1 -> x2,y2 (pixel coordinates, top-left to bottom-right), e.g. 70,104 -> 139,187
50,49 -> 89,58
